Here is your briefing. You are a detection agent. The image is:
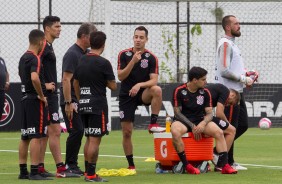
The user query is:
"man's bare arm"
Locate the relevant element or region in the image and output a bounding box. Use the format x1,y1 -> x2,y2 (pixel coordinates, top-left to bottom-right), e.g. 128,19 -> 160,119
173,106 -> 195,129
203,106 -> 213,124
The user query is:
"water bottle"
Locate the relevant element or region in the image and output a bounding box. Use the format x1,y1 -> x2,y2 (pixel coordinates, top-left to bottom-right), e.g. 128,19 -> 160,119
165,116 -> 172,133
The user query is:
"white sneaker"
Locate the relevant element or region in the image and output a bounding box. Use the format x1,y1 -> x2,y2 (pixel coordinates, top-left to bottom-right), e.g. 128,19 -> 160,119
212,153 -> 219,166
231,163 -> 247,170
148,124 -> 166,133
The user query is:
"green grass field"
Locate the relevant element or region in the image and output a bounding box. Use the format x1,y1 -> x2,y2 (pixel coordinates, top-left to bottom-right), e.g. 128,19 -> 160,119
1,128 -> 282,184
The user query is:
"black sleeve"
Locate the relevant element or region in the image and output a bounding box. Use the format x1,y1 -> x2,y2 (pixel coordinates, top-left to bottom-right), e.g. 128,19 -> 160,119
30,56 -> 40,74
149,54 -> 159,74
73,66 -> 79,80
117,51 -> 127,70
172,87 -> 182,107
204,90 -> 212,108
104,60 -> 115,81
218,88 -> 229,105
62,51 -> 78,74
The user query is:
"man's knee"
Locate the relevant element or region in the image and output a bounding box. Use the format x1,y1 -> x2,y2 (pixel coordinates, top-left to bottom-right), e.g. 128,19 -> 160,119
213,129 -> 224,140
48,124 -> 61,137
225,124 -> 236,135
122,123 -> 133,139
171,124 -> 183,140
150,86 -> 162,97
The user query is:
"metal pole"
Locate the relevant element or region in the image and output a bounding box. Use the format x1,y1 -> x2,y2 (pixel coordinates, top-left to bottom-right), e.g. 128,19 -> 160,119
186,1 -> 190,80
176,1 -> 180,82
104,0 -> 112,131
215,2 -> 218,49
37,0 -> 40,29
49,0 -> 52,15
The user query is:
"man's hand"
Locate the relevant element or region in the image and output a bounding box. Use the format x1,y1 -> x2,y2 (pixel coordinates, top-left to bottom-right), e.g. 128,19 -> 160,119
193,121 -> 206,133
246,70 -> 259,83
65,103 -> 78,121
192,122 -> 206,141
46,82 -> 55,92
240,75 -> 254,86
132,51 -> 142,64
37,95 -> 48,107
129,83 -> 141,97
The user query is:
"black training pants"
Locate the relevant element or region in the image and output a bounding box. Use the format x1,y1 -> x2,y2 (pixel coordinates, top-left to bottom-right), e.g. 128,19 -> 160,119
61,105 -> 84,167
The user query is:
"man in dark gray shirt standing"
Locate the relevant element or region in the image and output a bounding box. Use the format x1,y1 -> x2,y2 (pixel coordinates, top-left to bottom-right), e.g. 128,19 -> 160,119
60,23 -> 97,175
0,56 -> 9,120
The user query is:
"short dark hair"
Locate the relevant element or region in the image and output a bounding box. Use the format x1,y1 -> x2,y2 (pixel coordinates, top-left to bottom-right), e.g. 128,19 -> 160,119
222,15 -> 236,31
43,16 -> 60,30
188,66 -> 208,81
230,88 -> 241,104
29,29 -> 45,45
134,26 -> 148,37
90,31 -> 107,49
77,23 -> 97,39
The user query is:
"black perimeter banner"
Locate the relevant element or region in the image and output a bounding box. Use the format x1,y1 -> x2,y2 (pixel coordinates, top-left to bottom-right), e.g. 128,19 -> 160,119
1,83 -> 281,131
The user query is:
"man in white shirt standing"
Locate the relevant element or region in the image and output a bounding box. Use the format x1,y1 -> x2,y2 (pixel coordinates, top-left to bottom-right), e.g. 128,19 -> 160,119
214,15 -> 257,171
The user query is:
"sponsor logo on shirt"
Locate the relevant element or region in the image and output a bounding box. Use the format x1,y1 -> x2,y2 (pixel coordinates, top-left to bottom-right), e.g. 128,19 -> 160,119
199,89 -> 204,94
80,87 -> 91,95
140,59 -> 148,69
196,95 -> 204,105
80,107 -> 92,113
126,51 -> 132,56
21,85 -> 26,93
79,99 -> 90,104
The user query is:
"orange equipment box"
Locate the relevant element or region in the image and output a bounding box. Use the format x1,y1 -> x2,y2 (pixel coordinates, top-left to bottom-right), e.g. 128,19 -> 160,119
154,132 -> 213,169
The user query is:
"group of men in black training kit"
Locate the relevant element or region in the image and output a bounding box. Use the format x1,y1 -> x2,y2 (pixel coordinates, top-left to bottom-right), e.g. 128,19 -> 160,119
11,14 -> 257,181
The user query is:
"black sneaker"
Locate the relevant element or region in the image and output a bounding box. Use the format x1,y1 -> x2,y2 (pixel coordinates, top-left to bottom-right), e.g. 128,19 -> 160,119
69,166 -> 84,176
29,174 -> 53,180
39,170 -> 56,177
18,173 -> 29,179
85,174 -> 108,182
56,169 -> 81,178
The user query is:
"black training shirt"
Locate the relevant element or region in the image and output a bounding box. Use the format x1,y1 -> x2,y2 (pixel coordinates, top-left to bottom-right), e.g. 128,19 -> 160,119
0,57 -> 8,90
74,53 -> 115,115
60,44 -> 87,105
39,40 -> 57,93
172,83 -> 212,122
18,51 -> 46,96
117,48 -> 158,96
205,83 -> 229,107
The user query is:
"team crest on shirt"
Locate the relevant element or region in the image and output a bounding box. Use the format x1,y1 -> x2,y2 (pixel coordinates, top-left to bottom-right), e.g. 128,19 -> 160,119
119,111 -> 124,119
52,113 -> 59,121
181,90 -> 187,96
140,59 -> 148,68
145,53 -> 150,58
196,95 -> 204,105
0,59 -> 3,65
126,51 -> 132,56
